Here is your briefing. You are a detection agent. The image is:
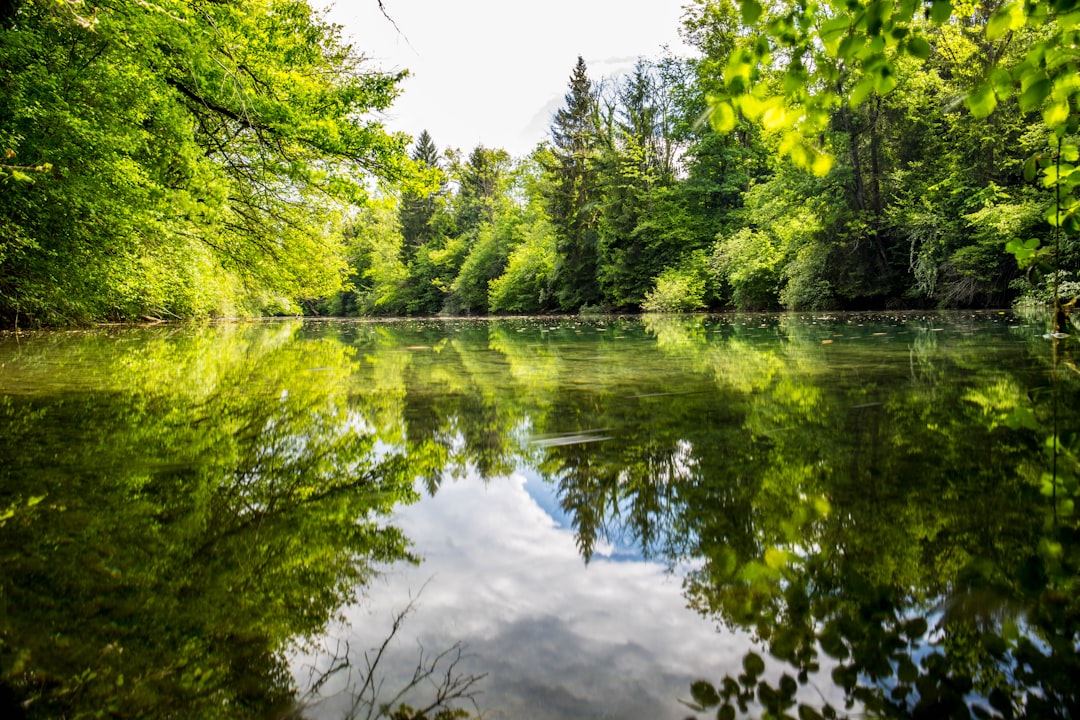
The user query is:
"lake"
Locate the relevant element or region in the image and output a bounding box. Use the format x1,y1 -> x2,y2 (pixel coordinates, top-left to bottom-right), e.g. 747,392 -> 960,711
1,312 -> 1078,719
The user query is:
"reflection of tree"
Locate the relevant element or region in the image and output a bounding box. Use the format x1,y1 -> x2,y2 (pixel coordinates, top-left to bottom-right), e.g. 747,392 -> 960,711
346,321 -> 524,489
333,314 -> 1079,719
658,318 -> 1080,719
0,325 -> 425,718
7,315 -> 1073,717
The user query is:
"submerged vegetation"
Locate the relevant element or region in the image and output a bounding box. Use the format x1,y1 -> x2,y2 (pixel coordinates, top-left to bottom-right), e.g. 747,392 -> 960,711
2,0 -> 1079,325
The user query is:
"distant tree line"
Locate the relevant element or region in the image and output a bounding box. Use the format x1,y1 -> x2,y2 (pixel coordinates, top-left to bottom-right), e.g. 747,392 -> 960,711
328,0 -> 1077,316
2,0 -> 1077,325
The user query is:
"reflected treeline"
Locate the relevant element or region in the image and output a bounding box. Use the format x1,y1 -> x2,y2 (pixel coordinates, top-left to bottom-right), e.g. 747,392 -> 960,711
334,313 -> 1079,718
2,314 -> 1077,718
0,324 -> 427,718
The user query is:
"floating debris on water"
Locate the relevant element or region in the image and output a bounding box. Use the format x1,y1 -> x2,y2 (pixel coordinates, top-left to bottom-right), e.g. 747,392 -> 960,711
528,429 -> 612,448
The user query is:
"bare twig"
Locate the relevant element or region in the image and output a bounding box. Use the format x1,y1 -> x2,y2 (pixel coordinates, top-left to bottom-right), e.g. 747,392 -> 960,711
296,588 -> 486,720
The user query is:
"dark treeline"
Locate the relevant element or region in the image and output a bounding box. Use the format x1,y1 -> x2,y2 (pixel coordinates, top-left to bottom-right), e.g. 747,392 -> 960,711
2,0 -> 1078,326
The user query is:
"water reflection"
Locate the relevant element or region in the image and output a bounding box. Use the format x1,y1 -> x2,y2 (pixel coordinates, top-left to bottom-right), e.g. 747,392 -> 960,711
1,313 -> 1077,719
0,324 -> 421,718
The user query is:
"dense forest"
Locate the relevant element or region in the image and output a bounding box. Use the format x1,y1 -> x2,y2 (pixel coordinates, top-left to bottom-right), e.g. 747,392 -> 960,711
1,0 -> 1078,326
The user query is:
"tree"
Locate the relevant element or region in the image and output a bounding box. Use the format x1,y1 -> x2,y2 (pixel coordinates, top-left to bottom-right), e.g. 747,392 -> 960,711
545,56 -> 603,311
399,130 -> 447,263
454,146 -> 511,234
704,0 -> 1080,317
0,0 -> 409,326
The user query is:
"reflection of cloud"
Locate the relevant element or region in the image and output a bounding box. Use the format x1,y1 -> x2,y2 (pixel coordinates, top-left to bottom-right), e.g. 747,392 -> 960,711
293,471 -> 835,719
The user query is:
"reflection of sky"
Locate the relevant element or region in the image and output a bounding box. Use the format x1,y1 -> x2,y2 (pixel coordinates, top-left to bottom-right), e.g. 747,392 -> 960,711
293,470 -> 759,720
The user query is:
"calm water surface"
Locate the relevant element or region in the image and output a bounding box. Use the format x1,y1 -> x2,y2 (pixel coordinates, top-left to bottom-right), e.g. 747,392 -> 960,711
1,313 -> 1078,719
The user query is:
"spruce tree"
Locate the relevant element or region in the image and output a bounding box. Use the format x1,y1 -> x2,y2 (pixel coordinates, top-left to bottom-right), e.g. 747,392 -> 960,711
399,130 -> 442,261
545,56 -> 602,311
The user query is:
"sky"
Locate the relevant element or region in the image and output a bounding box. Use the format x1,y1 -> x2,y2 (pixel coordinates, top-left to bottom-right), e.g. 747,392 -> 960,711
317,0 -> 695,158
292,470 -> 850,720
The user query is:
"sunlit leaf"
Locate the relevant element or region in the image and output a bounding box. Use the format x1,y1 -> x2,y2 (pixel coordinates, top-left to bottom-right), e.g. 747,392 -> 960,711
1043,100 -> 1069,127
1005,237 -> 1040,263
710,101 -> 737,133
807,150 -> 832,177
761,101 -> 790,131
765,547 -> 790,569
965,84 -> 997,118
986,2 -> 1024,39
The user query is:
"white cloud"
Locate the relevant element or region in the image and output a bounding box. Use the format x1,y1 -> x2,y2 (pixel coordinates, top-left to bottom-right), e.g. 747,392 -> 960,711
317,0 -> 694,157
293,471 -> 760,720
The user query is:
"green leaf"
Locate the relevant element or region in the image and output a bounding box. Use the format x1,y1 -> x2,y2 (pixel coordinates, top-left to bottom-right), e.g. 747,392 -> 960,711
821,16 -> 850,54
991,68 -> 1013,98
1059,8 -> 1080,29
903,617 -> 929,638
1006,237 -> 1040,264
710,101 -> 737,133
1003,406 -> 1038,430
965,84 -> 997,118
839,32 -> 868,60
765,546 -> 790,568
986,2 -> 1024,40
849,77 -> 875,107
1063,144 -> 1079,162
1023,156 -> 1038,182
907,36 -> 931,60
743,652 -> 766,678
1044,100 -> 1069,128
874,67 -> 898,94
929,0 -> 952,23
811,152 -> 835,177
897,656 -> 919,683
741,0 -> 764,24
691,680 -> 721,708
1019,78 -> 1052,111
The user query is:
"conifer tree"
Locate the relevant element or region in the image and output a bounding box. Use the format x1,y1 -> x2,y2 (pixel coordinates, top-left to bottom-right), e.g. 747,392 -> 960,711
399,130 -> 443,261
545,56 -> 602,310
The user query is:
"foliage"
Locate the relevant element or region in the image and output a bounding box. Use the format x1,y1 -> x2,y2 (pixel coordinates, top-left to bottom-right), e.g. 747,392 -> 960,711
0,0 -> 409,326
488,211 -> 557,314
642,251 -> 710,312
545,57 -> 604,311
0,324 -> 426,717
4,314 -> 1080,716
6,0 -> 1079,322
337,198 -> 411,316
